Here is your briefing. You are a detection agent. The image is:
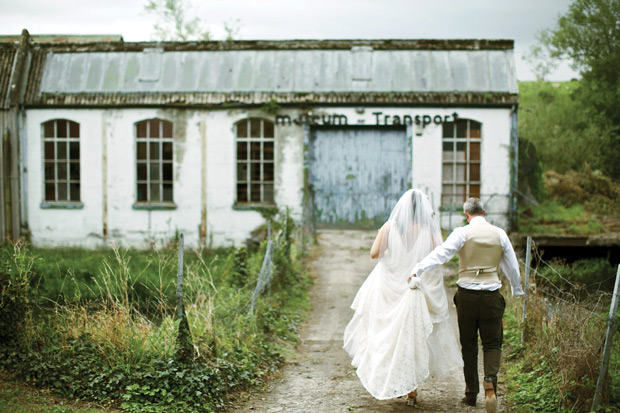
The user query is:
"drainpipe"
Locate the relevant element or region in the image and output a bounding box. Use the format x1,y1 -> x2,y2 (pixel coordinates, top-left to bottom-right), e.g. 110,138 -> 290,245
509,105 -> 519,232
6,29 -> 32,240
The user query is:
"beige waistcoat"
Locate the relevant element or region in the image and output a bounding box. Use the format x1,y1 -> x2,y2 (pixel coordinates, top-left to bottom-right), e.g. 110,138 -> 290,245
457,222 -> 503,284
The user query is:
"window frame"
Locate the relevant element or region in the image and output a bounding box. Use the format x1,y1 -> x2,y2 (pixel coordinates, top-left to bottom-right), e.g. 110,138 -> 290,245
234,117 -> 276,206
134,118 -> 175,207
440,118 -> 482,210
41,119 -> 82,207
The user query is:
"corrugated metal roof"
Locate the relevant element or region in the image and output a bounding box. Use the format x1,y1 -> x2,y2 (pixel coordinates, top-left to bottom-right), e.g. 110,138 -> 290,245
39,48 -> 518,95
0,34 -> 123,43
0,45 -> 17,109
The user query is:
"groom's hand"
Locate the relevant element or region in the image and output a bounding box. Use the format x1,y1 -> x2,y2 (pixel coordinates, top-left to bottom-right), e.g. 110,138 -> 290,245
407,274 -> 416,283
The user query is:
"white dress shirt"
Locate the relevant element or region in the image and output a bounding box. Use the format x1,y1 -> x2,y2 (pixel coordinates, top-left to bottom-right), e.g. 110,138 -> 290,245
411,216 -> 524,296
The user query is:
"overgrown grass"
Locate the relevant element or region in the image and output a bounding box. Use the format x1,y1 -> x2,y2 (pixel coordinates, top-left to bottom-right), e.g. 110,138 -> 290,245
503,258 -> 619,411
0,213 -> 310,412
518,200 -> 605,235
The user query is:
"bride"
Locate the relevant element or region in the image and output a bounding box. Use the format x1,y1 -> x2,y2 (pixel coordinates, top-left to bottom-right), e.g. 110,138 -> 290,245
343,189 -> 463,404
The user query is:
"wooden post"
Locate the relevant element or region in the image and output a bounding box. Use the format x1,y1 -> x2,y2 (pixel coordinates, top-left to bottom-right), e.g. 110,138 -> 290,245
591,265 -> 620,411
521,236 -> 532,344
176,233 -> 184,319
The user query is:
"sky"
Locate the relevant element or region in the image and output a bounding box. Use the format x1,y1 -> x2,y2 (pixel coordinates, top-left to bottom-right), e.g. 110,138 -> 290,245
0,0 -> 578,81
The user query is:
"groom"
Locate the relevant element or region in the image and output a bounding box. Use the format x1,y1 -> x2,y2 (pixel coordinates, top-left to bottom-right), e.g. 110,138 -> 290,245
409,198 -> 523,413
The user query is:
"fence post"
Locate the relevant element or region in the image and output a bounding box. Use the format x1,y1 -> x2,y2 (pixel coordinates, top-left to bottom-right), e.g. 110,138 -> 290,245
521,236 -> 532,344
591,264 -> 620,412
176,233 -> 184,320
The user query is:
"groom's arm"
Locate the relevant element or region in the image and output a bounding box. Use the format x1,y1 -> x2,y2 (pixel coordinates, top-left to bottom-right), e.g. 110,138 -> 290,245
498,229 -> 524,296
410,228 -> 466,277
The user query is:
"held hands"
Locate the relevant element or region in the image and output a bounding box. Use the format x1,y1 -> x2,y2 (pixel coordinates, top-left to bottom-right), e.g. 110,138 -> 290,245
407,274 -> 421,290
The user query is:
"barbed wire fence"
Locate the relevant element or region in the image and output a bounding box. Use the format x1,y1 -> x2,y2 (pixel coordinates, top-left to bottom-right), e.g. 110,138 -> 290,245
518,235 -> 620,410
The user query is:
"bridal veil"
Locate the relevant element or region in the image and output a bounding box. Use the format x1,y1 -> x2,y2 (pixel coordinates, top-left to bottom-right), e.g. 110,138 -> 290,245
343,189 -> 463,400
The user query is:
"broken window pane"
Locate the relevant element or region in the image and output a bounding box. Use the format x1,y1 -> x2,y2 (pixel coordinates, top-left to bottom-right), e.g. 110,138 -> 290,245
57,120 -> 67,138
263,121 -> 274,138
162,120 -> 173,138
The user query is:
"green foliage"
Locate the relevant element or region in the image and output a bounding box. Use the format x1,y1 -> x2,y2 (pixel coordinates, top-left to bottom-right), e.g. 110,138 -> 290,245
260,98 -> 282,115
535,0 -> 620,178
536,258 -> 617,292
518,81 -> 612,176
144,0 -> 211,41
518,199 -> 605,235
502,258 -> 617,411
0,241 -> 36,345
517,138 -> 543,200
0,213 -> 309,411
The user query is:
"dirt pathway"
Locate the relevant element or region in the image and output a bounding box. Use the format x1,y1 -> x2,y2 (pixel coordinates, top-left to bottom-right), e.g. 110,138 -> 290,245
233,229 -> 510,412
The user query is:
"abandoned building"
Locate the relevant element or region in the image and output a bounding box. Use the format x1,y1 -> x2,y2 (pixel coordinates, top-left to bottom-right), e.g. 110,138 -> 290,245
0,30 -> 519,248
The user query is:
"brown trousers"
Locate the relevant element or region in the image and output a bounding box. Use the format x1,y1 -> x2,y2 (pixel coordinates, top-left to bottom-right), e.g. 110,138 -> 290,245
453,286 -> 505,397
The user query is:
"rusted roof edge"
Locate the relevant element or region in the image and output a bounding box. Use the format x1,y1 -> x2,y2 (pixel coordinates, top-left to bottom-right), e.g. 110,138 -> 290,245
26,92 -> 519,108
28,38 -> 514,53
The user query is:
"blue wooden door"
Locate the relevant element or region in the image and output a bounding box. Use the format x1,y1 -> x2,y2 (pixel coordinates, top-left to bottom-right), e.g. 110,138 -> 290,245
309,126 -> 410,228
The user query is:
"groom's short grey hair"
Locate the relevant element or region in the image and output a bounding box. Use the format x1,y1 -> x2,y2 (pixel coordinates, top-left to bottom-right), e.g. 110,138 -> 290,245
463,198 -> 485,215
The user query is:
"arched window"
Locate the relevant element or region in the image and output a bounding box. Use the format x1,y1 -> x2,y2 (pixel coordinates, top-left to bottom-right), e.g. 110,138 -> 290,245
235,118 -> 275,204
43,119 -> 80,202
441,119 -> 481,208
135,119 -> 174,203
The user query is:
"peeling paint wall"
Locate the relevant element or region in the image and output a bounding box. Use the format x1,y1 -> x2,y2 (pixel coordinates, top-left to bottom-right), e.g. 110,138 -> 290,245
23,104 -> 512,248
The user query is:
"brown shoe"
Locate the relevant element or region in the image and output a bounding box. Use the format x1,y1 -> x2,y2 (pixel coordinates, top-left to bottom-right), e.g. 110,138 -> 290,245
405,389 -> 417,406
483,378 -> 497,413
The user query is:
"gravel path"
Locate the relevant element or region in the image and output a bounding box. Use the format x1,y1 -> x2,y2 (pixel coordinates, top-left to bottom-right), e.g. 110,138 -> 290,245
232,229 -> 511,412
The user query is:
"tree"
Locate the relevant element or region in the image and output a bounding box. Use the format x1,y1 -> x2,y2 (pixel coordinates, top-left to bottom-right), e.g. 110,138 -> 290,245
538,0 -> 620,178
145,0 -> 211,41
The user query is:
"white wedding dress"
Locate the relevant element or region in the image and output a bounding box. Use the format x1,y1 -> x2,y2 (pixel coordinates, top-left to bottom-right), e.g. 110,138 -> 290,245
343,189 -> 463,400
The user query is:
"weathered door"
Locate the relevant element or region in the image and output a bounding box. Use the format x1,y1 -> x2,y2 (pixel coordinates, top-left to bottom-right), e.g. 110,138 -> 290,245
309,126 -> 410,228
